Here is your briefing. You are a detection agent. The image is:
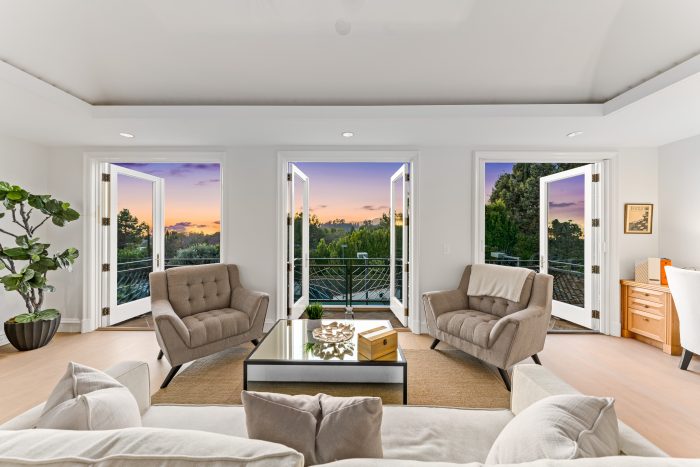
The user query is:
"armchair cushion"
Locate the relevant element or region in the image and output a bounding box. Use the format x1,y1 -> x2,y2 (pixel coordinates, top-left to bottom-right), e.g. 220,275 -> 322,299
436,310 -> 500,348
183,308 -> 250,348
165,264 -> 232,317
467,272 -> 535,318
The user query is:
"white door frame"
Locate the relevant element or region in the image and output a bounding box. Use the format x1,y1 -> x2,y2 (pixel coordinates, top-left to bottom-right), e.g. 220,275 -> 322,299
82,151 -> 226,333
288,163 -> 310,318
473,151 -> 617,336
539,164 -> 596,329
389,164 -> 409,326
277,151 -> 420,333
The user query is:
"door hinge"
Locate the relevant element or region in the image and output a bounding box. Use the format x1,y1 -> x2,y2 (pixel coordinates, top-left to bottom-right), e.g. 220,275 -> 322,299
287,262 -> 292,272
405,215 -> 409,227
287,307 -> 291,317
592,265 -> 600,274
102,217 -> 110,226
405,173 -> 410,182
287,214 -> 292,226
592,173 -> 600,183
404,308 -> 409,317
102,263 -> 110,272
404,263 -> 409,273
592,309 -> 600,319
102,307 -> 110,316
592,218 -> 600,227
287,173 -> 292,182
102,173 -> 110,182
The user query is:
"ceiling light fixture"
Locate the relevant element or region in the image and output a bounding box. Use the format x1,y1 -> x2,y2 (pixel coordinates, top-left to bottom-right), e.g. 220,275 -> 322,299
119,132 -> 135,138
342,131 -> 354,138
567,131 -> 584,138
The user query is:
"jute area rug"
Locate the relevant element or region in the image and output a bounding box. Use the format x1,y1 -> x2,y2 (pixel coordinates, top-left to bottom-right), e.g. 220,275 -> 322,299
152,333 -> 510,408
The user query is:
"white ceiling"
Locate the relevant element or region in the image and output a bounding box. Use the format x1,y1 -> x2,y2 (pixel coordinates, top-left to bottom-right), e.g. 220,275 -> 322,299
1,0 -> 700,105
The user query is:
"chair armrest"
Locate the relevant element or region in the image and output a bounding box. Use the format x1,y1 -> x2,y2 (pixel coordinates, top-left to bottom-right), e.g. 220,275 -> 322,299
489,305 -> 547,343
422,289 -> 468,317
232,287 -> 269,322
152,299 -> 189,345
106,361 -> 151,414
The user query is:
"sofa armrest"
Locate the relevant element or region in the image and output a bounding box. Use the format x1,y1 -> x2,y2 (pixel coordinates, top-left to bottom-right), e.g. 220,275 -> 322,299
489,305 -> 547,344
106,361 -> 151,414
152,299 -> 190,346
232,286 -> 269,323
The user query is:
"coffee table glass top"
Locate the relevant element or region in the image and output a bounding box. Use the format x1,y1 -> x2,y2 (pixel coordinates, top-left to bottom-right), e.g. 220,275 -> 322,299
247,319 -> 405,363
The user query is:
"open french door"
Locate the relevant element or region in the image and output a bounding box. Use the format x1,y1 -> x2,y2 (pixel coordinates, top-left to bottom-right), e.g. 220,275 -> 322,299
389,164 -> 409,327
288,164 -> 309,318
107,164 -> 165,326
539,164 -> 599,330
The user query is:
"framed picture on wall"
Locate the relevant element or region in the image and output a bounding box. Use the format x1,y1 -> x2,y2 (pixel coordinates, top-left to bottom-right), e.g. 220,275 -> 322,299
624,203 -> 653,234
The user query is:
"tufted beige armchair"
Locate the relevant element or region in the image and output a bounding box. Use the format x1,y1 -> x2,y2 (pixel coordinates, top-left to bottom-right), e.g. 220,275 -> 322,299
422,265 -> 552,391
149,263 -> 269,388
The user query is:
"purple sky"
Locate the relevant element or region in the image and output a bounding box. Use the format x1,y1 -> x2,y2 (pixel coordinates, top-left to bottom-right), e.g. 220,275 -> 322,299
115,163 -> 221,234
293,162 -> 404,222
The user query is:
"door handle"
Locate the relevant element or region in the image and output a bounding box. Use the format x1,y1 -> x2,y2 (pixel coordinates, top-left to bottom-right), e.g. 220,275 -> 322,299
156,254 -> 160,268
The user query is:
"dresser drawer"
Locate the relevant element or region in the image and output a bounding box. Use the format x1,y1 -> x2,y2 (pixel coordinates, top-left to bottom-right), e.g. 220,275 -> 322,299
627,296 -> 665,316
628,309 -> 665,343
628,286 -> 666,304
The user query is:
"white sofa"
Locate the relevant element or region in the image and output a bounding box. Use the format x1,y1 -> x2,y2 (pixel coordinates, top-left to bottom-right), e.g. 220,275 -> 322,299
0,361 -> 687,466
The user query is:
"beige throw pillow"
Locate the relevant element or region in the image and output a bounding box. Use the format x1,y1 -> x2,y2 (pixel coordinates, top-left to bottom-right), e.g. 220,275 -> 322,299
242,391 -> 383,466
485,394 -> 619,464
36,362 -> 141,430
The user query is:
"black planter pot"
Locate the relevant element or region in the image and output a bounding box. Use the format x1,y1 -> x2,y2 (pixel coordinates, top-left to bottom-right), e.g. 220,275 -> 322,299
4,315 -> 61,351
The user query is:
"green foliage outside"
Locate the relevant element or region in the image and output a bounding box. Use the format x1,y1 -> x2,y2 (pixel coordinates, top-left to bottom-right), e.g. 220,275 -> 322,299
305,302 -> 324,319
295,212 -> 391,259
170,243 -> 221,265
0,181 -> 80,323
486,163 -> 586,262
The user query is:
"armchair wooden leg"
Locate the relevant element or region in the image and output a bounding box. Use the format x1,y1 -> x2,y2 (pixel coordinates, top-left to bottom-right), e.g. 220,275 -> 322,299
251,339 -> 260,346
160,364 -> 182,389
157,350 -> 164,360
430,338 -> 440,350
531,354 -> 542,365
498,368 -> 512,392
680,349 -> 694,370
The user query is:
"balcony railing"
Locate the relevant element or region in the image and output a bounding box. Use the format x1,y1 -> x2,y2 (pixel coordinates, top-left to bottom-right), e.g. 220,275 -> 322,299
116,257 -> 219,305
294,257 -> 396,306
485,258 -> 584,307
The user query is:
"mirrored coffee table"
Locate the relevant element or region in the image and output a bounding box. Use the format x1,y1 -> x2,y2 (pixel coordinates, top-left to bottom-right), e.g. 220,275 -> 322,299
244,319 -> 407,404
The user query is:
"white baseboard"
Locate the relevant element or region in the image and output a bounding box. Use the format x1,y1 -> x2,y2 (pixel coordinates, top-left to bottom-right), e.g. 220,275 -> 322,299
0,332 -> 8,347
58,318 -> 82,333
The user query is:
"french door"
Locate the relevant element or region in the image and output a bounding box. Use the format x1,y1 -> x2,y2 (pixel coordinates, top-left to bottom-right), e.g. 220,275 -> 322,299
389,164 -> 409,326
107,164 -> 165,325
539,164 -> 599,329
288,164 -> 309,318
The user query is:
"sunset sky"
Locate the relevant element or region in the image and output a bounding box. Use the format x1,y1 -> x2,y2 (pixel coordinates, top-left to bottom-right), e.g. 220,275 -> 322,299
115,163 -> 221,234
293,162 -> 405,223
485,163 -> 585,228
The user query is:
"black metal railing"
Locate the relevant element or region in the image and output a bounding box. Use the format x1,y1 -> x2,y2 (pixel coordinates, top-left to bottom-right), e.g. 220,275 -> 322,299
485,258 -> 584,307
295,257 -> 395,306
116,257 -> 219,305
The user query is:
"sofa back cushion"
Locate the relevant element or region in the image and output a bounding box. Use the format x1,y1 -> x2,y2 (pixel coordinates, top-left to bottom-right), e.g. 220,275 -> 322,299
0,427 -> 303,467
459,265 -> 535,318
166,264 -> 232,317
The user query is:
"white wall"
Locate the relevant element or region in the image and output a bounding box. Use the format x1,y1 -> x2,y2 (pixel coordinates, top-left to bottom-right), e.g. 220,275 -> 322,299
31,145 -> 662,337
0,134 -> 51,345
658,135 -> 700,268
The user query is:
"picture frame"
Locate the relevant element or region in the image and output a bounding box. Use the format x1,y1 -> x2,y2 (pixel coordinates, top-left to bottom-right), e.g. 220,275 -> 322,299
624,203 -> 653,234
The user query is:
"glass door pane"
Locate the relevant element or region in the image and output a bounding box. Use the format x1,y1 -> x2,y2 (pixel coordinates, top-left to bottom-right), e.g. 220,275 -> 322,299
539,165 -> 594,329
390,164 -> 408,326
288,164 -> 309,318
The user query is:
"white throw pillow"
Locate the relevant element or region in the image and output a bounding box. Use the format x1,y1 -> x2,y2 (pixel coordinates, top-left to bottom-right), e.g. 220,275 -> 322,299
485,394 -> 619,464
0,427 -> 303,466
36,361 -> 141,430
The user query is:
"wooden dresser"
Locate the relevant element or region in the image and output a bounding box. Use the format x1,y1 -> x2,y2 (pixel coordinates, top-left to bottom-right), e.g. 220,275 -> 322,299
620,280 -> 681,355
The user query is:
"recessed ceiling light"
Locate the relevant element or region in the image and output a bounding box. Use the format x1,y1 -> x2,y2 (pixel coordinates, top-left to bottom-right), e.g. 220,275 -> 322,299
119,132 -> 135,138
567,131 -> 584,138
341,131 -> 354,138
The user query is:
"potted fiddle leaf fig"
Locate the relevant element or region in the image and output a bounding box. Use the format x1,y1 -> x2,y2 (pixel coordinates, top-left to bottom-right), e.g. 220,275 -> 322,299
0,181 -> 80,351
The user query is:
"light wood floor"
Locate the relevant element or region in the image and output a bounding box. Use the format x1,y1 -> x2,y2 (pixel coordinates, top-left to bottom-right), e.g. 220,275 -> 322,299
1,331 -> 698,458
